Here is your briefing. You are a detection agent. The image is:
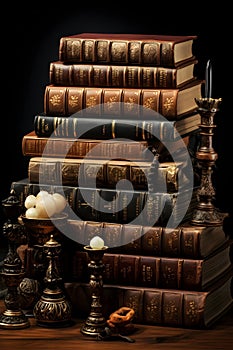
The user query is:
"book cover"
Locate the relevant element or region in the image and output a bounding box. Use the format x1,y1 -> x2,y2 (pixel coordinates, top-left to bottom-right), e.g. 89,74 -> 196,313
21,131 -> 153,161
11,178 -> 198,227
65,218 -> 230,259
33,112 -> 201,141
71,243 -> 232,291
43,80 -> 203,120
64,271 -> 233,329
58,33 -> 197,67
22,129 -> 199,164
49,58 -> 198,89
27,157 -> 195,193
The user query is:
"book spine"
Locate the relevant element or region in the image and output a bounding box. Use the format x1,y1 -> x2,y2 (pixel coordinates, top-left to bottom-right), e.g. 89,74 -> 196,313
28,157 -> 179,191
64,282 -> 208,328
73,251 -> 204,290
50,62 -> 179,88
66,220 -> 203,258
59,37 -> 174,66
75,187 -> 150,224
43,85 -> 178,119
11,181 -> 176,225
22,135 -> 151,160
10,181 -> 77,214
34,115 -> 176,141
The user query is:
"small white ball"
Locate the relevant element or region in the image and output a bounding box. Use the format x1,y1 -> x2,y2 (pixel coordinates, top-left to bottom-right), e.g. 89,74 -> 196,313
90,236 -> 105,249
36,190 -> 50,200
36,195 -> 56,218
52,193 -> 67,213
25,207 -> 40,218
24,194 -> 37,209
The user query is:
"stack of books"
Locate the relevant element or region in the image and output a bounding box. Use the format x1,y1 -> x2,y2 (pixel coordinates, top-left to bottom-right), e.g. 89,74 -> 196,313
11,33 -> 233,329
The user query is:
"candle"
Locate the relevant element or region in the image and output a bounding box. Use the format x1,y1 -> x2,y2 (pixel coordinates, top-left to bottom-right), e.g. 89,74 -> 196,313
90,236 -> 105,249
205,59 -> 212,99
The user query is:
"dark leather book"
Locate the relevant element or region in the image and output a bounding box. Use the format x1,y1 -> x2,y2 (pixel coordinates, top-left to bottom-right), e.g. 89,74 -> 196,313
58,33 -> 197,67
71,242 -> 232,291
11,178 -> 198,227
65,218 -> 230,259
33,112 -> 201,141
49,59 -> 198,89
64,271 -> 233,329
28,157 -> 190,193
43,80 -> 203,120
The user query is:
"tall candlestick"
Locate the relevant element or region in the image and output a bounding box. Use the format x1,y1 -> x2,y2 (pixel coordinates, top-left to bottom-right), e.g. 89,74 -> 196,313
205,59 -> 212,99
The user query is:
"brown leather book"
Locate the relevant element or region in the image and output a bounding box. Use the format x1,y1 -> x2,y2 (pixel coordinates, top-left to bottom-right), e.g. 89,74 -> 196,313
21,128 -> 197,163
71,243 -> 232,291
49,59 -> 198,89
64,270 -> 233,329
43,80 -> 203,120
66,218 -> 229,259
21,131 -> 152,161
58,33 -> 197,67
27,157 -> 189,193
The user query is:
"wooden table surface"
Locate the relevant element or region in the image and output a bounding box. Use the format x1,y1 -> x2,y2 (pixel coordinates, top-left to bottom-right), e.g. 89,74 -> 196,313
1,301 -> 233,350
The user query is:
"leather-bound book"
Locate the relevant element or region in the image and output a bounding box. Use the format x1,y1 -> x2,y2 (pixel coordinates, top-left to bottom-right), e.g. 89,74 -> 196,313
43,80 -> 202,120
21,131 -> 152,161
49,58 -> 198,89
27,157 -> 190,193
66,219 -> 229,259
21,129 -> 198,163
58,33 -> 197,67
64,270 -> 233,329
33,112 -> 201,140
71,243 -> 232,291
11,178 -> 198,226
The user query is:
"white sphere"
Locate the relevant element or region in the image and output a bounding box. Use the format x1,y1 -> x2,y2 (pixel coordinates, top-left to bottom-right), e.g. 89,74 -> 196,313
90,236 -> 105,249
52,193 -> 67,213
36,195 -> 56,218
25,207 -> 40,218
24,194 -> 37,209
36,190 -> 50,200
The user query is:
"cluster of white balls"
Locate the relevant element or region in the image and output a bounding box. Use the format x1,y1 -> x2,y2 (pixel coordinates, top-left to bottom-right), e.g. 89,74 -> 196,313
24,190 -> 67,218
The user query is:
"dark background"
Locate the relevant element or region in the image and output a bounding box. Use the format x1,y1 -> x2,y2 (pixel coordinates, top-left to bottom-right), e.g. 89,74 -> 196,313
0,2 -> 232,227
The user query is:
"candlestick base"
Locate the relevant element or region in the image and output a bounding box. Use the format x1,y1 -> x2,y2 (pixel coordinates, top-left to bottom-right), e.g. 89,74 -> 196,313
191,206 -> 223,226
33,234 -> 72,328
33,287 -> 73,328
0,271 -> 30,329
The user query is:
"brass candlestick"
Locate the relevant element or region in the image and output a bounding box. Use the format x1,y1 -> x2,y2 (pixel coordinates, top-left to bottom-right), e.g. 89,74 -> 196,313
33,234 -> 72,327
0,190 -> 30,329
80,245 -> 108,337
191,97 -> 223,226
